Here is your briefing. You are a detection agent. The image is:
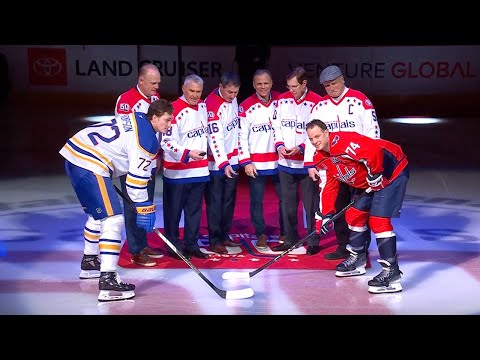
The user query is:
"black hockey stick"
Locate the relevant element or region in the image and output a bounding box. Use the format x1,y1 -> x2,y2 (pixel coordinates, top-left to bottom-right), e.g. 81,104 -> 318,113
113,184 -> 254,300
222,187 -> 373,280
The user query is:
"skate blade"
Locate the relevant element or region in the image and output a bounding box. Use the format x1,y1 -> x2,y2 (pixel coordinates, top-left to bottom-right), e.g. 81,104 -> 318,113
335,267 -> 366,277
79,270 -> 100,279
98,290 -> 135,302
368,293 -> 402,305
368,282 -> 402,294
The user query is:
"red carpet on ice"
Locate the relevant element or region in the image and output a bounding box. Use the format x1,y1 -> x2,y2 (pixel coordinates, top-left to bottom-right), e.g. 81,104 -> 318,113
118,177 -> 369,270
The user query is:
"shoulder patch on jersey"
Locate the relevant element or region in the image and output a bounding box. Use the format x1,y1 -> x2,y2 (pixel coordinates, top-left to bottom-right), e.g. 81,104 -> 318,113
365,99 -> 372,106
238,105 -> 244,113
331,135 -> 340,146
208,111 -> 215,119
119,103 -> 130,112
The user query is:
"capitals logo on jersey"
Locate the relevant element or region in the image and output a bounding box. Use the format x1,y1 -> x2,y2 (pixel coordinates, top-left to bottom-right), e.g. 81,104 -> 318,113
326,120 -> 356,132
334,165 -> 357,185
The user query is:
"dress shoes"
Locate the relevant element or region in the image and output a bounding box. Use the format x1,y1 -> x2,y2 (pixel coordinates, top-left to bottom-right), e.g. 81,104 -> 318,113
324,245 -> 350,260
142,247 -> 164,259
256,234 -> 268,249
223,239 -> 241,247
131,251 -> 157,266
306,245 -> 321,256
184,248 -> 210,259
210,243 -> 228,254
167,249 -> 186,260
272,242 -> 293,252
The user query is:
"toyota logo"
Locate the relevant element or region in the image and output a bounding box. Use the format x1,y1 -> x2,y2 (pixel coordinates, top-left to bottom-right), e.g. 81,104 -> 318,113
33,57 -> 63,77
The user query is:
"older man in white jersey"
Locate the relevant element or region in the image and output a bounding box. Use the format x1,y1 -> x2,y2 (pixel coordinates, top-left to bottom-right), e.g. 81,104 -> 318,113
204,72 -> 242,254
238,69 -> 285,250
161,74 -> 210,260
271,66 -> 323,255
115,63 -> 164,267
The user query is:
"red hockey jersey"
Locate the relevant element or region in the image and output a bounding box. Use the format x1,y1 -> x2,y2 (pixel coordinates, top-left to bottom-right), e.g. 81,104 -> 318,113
313,131 -> 408,215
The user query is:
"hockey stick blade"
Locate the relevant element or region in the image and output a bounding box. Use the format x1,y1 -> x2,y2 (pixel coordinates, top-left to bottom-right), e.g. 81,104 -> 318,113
153,229 -> 254,299
225,287 -> 254,300
222,187 -> 373,280
221,233 -> 314,281
112,184 -> 254,299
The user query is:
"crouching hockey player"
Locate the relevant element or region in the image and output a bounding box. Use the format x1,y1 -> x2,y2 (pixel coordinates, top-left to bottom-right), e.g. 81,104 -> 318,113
306,119 -> 409,294
59,99 -> 173,301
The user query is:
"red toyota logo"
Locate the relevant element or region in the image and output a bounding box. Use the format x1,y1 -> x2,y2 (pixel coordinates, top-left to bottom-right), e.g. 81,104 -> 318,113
33,57 -> 63,77
28,48 -> 67,86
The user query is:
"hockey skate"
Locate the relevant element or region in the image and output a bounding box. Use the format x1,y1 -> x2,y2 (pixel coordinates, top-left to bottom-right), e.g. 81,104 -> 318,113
368,258 -> 403,294
79,254 -> 101,279
335,245 -> 367,277
98,272 -> 135,302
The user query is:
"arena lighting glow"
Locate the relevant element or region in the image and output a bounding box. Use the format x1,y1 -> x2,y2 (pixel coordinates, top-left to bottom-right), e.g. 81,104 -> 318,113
385,117 -> 445,125
83,115 -> 115,123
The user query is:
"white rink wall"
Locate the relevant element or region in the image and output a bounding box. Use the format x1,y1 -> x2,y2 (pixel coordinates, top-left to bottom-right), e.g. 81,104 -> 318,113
0,45 -> 479,97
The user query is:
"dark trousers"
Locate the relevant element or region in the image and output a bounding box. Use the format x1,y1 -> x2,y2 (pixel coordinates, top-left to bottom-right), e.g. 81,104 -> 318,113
119,174 -> 155,255
163,181 -> 206,252
334,182 -> 372,248
279,171 -> 319,246
205,174 -> 238,246
248,174 -> 284,237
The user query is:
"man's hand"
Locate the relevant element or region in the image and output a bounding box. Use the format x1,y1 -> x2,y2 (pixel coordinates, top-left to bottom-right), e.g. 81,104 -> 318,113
308,168 -> 320,181
189,150 -> 206,161
277,145 -> 289,157
224,164 -> 238,179
286,146 -> 301,156
315,212 -> 334,235
135,201 -> 156,232
244,164 -> 258,178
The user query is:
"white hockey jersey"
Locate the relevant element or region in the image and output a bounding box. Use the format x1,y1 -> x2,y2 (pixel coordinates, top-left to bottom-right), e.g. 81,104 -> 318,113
59,112 -> 159,203
304,87 -> 380,168
204,88 -> 240,174
238,91 -> 280,175
272,89 -> 323,173
161,96 -> 210,183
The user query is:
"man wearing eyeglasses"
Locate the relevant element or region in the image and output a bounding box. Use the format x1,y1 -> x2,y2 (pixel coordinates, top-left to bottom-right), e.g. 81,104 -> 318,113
270,66 -> 323,255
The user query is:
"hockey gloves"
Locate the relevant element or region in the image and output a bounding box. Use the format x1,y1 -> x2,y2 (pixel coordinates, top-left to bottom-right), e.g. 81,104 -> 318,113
135,201 -> 156,232
366,173 -> 387,191
315,212 -> 334,235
